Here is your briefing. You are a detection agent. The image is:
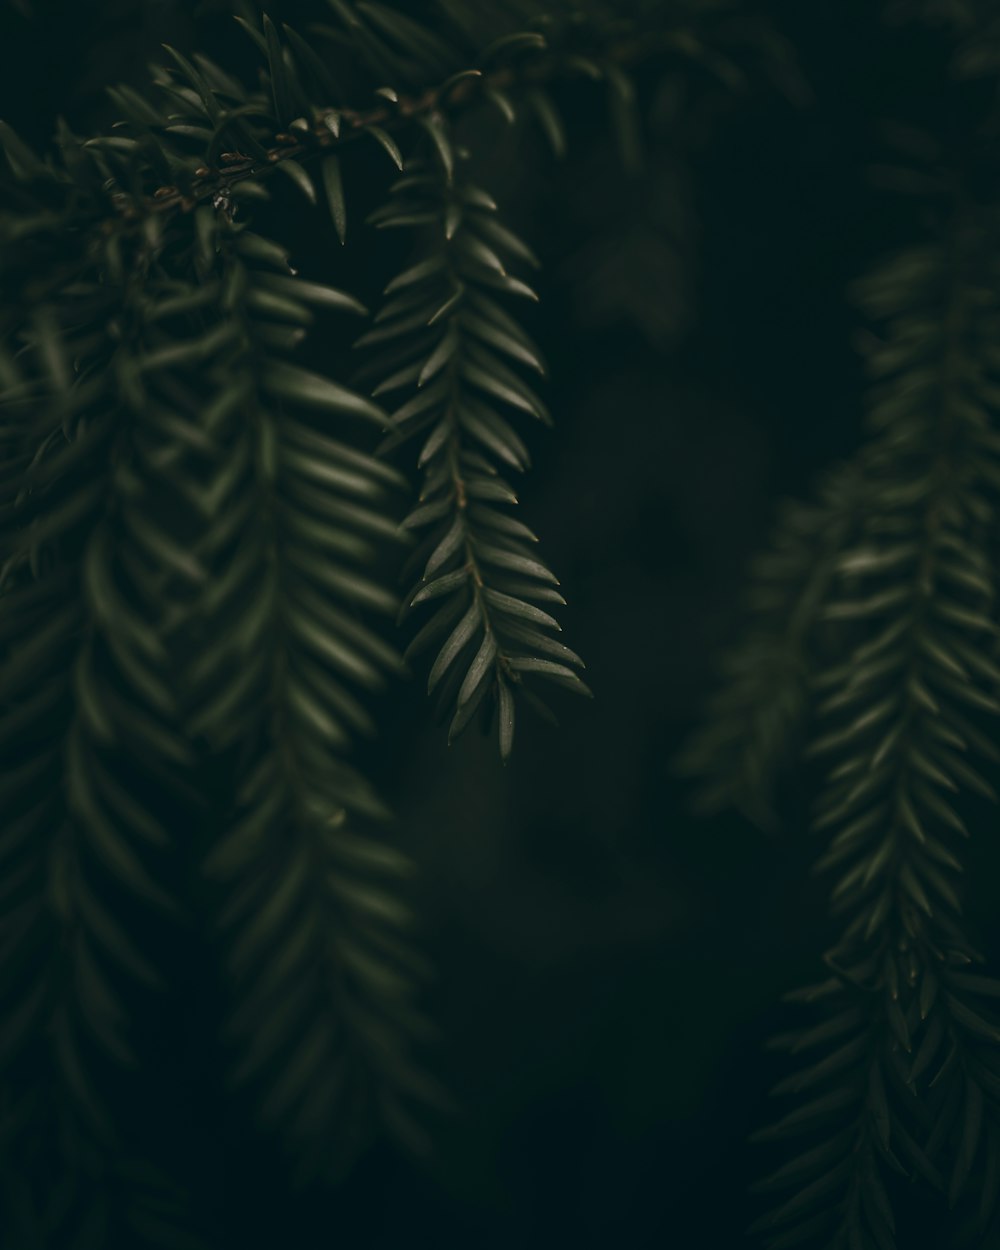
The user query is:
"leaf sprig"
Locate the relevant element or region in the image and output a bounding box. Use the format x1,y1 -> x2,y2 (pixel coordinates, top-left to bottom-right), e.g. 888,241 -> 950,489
0,90 -> 436,1208
360,142 -> 590,757
167,212 -> 440,1175
0,0 -> 788,1242
739,226 -> 1000,1248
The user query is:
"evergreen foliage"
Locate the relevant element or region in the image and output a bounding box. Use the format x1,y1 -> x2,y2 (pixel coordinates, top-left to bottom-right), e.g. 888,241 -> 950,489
19,0 -> 1000,1246
363,153 -> 591,754
682,7 -> 1000,1246
750,221 -> 1000,1250
0,0 -> 786,1244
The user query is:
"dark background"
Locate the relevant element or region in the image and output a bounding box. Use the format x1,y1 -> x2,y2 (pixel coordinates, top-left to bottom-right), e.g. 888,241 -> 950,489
2,1 -> 995,1246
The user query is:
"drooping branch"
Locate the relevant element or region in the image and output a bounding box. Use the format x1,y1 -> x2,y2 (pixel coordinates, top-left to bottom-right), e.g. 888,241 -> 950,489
359,144 -> 590,755
751,213 -> 1000,1250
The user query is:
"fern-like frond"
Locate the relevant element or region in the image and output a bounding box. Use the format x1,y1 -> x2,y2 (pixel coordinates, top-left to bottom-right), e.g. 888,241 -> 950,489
158,209 -> 440,1178
0,122 -> 218,1244
751,223 -> 1000,1247
0,0 -> 722,1229
0,36 -> 439,1203
359,141 -> 590,757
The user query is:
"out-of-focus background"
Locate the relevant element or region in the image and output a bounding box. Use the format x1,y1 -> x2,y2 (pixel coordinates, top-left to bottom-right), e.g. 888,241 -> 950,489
3,1 -> 994,1245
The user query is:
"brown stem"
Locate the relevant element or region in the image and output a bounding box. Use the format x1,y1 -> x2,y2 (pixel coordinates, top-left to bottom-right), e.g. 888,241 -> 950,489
109,32 -> 658,220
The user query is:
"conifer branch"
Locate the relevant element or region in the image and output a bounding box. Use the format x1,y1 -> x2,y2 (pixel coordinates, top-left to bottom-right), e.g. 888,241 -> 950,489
0,0 -> 803,1240
0,154 -> 213,1242
162,210 -> 441,1175
4,1 -> 771,294
751,215 -> 1000,1248
359,141 -> 590,755
1,64 -> 438,1206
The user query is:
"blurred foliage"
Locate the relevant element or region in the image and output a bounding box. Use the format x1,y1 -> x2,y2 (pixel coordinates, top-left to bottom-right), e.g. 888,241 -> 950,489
0,2 -> 795,1247
5,2 -> 1000,1249
684,5 -> 1000,1247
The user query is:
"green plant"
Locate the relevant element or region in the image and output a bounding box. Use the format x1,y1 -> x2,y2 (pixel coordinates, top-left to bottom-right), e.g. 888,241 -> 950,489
682,8 -> 1000,1245
0,1 -> 791,1244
